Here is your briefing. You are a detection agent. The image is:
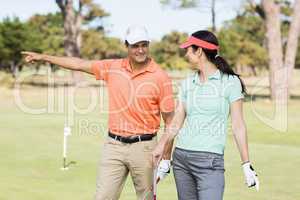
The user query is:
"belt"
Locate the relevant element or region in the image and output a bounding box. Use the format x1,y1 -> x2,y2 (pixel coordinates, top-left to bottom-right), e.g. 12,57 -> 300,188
108,131 -> 156,144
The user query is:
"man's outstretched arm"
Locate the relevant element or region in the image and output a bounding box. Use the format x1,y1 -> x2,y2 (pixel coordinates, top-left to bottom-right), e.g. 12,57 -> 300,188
21,51 -> 94,74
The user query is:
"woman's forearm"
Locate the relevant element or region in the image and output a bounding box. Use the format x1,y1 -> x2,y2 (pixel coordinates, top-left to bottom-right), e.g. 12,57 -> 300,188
230,100 -> 250,163
232,124 -> 250,163
162,131 -> 177,159
159,102 -> 186,159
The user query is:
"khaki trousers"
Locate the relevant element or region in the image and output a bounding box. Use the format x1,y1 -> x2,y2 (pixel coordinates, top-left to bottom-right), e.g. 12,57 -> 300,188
95,136 -> 157,200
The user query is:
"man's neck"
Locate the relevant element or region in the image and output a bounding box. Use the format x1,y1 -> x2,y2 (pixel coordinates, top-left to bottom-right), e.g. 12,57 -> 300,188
129,58 -> 150,72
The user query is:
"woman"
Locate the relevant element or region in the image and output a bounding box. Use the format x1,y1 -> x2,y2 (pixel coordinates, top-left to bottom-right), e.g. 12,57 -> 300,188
152,30 -> 259,200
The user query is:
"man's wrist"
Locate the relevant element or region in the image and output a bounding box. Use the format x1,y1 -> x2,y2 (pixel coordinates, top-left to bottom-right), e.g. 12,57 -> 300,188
42,54 -> 49,62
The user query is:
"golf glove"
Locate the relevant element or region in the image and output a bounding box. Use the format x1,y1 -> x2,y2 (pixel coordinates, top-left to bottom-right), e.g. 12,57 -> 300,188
156,160 -> 171,182
242,162 -> 259,191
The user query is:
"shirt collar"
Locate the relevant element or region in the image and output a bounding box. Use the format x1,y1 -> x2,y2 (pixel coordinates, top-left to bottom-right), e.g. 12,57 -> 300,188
192,69 -> 221,84
122,58 -> 156,73
208,69 -> 221,80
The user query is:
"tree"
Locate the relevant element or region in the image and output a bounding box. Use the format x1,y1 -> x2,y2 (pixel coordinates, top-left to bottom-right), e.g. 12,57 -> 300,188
55,0 -> 109,82
28,13 -> 64,72
218,14 -> 268,76
81,29 -> 126,60
151,31 -> 189,70
261,0 -> 285,101
0,17 -> 40,77
296,43 -> 300,69
28,13 -> 64,55
161,0 -> 217,32
249,0 -> 300,100
284,0 -> 300,92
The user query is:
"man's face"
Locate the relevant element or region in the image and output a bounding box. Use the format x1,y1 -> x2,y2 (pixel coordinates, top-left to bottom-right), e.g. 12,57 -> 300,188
127,41 -> 150,64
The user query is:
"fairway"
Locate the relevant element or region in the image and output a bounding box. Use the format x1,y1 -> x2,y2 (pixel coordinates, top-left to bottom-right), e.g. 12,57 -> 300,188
1,86 -> 300,200
1,0 -> 300,199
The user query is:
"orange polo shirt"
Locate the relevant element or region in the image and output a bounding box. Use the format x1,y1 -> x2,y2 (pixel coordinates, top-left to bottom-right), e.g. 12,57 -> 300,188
91,58 -> 174,136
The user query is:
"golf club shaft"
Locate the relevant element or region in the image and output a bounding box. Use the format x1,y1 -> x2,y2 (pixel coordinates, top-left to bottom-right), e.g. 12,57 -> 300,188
153,168 -> 157,200
63,135 -> 67,158
62,134 -> 68,169
63,157 -> 66,168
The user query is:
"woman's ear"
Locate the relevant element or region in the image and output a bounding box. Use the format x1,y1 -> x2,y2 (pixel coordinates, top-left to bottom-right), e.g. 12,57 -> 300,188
196,47 -> 203,58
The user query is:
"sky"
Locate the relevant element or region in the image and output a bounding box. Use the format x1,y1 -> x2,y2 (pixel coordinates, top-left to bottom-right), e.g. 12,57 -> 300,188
0,0 -> 243,40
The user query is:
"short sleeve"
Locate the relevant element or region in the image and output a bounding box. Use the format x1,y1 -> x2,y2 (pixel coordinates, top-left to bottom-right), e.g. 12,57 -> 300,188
227,75 -> 244,103
177,80 -> 187,103
91,59 -> 113,81
158,73 -> 175,113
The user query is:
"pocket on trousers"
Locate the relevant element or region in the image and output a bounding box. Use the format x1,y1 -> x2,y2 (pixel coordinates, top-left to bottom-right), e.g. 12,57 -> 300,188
212,157 -> 225,171
143,140 -> 156,152
187,157 -> 214,170
143,144 -> 155,152
104,137 -> 121,146
143,145 -> 154,152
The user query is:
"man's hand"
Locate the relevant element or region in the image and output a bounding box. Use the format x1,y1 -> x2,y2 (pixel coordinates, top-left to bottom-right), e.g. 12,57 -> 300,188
22,51 -> 44,63
242,162 -> 259,191
21,51 -> 93,74
156,159 -> 171,183
152,142 -> 165,167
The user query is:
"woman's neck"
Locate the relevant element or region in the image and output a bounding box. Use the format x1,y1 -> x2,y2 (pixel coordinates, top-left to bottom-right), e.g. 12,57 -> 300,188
198,61 -> 218,82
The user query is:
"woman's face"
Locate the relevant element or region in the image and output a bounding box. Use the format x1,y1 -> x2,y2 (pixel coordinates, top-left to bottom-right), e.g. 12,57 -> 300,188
185,46 -> 202,70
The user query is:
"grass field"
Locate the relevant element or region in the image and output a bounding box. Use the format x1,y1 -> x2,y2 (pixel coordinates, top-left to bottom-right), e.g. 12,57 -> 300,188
1,78 -> 300,200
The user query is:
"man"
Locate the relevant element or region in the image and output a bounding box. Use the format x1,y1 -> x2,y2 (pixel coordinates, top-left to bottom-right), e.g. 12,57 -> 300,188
22,25 -> 174,200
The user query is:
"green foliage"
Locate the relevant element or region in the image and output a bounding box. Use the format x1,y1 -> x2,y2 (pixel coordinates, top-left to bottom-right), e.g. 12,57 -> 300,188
1,0 -> 297,74
218,14 -> 268,71
25,13 -> 64,72
0,31 -> 4,49
0,17 -> 40,72
160,0 -> 197,8
28,12 -> 64,56
56,0 -> 109,29
151,31 -> 189,70
81,29 -> 126,60
279,0 -> 293,16
82,0 -> 110,24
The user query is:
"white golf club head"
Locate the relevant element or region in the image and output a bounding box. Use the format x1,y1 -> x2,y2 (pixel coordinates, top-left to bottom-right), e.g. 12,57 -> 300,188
61,126 -> 71,171
64,126 -> 71,136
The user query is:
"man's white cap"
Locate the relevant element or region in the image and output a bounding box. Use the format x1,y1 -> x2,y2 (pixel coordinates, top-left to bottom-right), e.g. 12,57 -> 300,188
125,25 -> 150,45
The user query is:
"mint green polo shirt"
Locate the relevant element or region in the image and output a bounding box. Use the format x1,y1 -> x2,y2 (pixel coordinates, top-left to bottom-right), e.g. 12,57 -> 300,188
176,70 -> 244,154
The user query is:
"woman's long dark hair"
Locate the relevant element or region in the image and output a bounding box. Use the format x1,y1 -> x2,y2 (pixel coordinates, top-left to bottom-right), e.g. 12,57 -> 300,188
191,30 -> 246,94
